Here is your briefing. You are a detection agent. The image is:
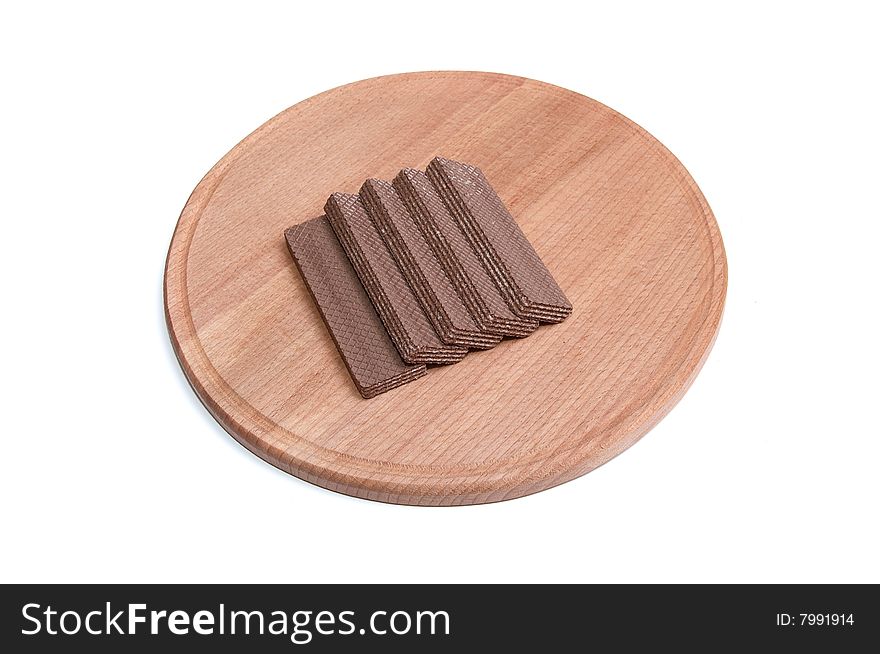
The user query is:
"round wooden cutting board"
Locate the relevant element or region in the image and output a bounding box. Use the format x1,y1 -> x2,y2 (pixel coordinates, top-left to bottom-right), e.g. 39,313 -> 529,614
164,71 -> 726,505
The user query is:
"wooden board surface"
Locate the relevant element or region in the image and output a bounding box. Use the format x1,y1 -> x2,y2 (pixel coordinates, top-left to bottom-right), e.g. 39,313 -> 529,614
164,71 -> 727,505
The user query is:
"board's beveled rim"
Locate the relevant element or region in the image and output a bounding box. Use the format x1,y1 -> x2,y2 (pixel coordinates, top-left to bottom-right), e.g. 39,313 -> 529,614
163,71 -> 727,506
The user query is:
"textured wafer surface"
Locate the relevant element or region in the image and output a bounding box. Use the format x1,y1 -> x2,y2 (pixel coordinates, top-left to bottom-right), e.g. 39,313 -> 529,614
428,157 -> 572,322
394,168 -> 539,338
284,217 -> 426,398
325,192 -> 466,364
360,179 -> 499,350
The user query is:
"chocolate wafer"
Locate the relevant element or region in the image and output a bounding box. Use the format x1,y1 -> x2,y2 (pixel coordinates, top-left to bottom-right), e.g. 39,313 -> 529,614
284,216 -> 426,398
394,168 -> 539,338
427,157 -> 572,323
360,178 -> 501,350
325,193 -> 467,365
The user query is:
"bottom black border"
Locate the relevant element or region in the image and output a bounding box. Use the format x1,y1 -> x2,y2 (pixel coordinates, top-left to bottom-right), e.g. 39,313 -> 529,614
2,584 -> 875,651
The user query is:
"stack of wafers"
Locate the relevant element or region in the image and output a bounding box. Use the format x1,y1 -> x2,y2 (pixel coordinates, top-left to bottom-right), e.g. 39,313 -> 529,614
285,157 -> 572,398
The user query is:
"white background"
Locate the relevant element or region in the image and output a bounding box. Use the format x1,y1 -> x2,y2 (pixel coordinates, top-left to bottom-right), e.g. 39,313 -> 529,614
2,1 -> 878,583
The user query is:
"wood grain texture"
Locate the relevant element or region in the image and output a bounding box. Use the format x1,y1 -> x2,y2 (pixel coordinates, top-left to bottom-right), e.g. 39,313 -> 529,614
164,71 -> 727,505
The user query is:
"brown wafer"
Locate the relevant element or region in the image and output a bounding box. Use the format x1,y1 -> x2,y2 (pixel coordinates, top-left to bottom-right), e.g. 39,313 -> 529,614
394,168 -> 539,338
360,178 -> 501,350
325,192 -> 467,365
427,157 -> 572,323
284,217 -> 427,398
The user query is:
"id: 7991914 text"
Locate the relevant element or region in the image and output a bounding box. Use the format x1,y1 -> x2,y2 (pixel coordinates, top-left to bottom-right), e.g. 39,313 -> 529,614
776,613 -> 854,627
